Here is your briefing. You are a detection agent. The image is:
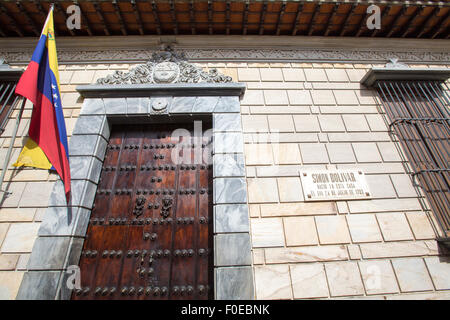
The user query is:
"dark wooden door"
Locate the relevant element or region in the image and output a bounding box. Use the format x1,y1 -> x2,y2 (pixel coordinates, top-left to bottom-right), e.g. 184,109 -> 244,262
72,123 -> 213,300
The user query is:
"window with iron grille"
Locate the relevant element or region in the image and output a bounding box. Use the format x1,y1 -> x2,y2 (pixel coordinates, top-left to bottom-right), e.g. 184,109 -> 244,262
0,61 -> 23,135
0,80 -> 20,135
374,79 -> 450,239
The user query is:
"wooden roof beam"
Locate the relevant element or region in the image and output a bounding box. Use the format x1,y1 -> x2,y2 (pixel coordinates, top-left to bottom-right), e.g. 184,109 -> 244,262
426,9 -> 450,39
170,0 -> 178,35
388,6 -> 421,37
75,0 -> 93,36
355,5 -> 371,37
0,2 -> 24,37
15,1 -> 40,36
401,6 -> 427,38
417,6 -> 441,38
259,1 -> 268,35
339,4 -> 356,36
291,3 -> 303,36
307,3 -> 321,36
208,0 -> 213,35
151,0 -> 162,35
189,0 -> 196,35
226,1 -> 231,35
54,1 -> 76,36
112,0 -> 128,36
275,2 -> 286,36
431,12 -> 449,39
242,0 -> 249,35
324,3 -> 339,36
131,0 -> 144,35
33,0 -> 52,34
33,0 -> 47,20
93,1 -> 110,36
0,23 -> 6,37
386,6 -> 407,37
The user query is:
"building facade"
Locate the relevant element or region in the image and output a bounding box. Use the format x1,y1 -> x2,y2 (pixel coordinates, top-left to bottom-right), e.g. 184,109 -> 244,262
0,0 -> 449,300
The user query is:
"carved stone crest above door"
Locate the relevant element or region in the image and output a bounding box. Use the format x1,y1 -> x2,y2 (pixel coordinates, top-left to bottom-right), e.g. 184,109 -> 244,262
97,47 -> 232,85
152,61 -> 180,83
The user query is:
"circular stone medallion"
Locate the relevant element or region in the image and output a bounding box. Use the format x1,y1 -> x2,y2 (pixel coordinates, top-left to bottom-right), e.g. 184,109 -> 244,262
152,62 -> 180,83
151,98 -> 168,113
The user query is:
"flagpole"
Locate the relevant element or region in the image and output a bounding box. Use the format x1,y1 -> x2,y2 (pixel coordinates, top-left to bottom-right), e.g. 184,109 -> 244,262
0,97 -> 26,200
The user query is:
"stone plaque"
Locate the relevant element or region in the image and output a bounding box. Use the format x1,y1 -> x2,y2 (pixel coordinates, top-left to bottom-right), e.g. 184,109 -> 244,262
300,169 -> 371,201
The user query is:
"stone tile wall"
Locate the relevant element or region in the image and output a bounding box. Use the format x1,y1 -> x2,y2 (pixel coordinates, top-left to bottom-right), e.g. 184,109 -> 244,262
237,62 -> 450,300
0,63 -> 130,299
1,61 -> 449,299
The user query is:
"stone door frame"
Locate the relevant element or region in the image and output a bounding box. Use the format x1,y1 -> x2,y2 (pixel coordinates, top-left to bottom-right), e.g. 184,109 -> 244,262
17,83 -> 255,300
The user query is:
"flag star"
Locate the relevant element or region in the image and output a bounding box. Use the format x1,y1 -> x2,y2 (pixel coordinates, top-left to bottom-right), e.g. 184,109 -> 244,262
51,84 -> 56,90
53,93 -> 58,100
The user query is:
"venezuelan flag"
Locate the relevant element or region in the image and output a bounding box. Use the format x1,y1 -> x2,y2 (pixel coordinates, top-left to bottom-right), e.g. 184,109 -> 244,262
14,6 -> 71,200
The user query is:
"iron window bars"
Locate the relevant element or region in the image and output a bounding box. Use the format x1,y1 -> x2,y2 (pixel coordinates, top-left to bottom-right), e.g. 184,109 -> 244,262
0,80 -> 19,134
375,80 -> 450,238
0,61 -> 22,135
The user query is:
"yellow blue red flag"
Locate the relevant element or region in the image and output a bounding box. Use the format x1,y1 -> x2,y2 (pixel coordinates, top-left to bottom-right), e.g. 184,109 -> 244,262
13,6 -> 71,200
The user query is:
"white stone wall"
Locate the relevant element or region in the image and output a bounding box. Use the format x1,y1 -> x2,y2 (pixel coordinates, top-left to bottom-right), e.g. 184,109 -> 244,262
0,60 -> 449,299
0,63 -> 116,299
235,62 -> 450,299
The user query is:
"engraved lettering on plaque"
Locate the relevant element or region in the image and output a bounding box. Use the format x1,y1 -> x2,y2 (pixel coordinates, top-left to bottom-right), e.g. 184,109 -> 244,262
300,169 -> 371,201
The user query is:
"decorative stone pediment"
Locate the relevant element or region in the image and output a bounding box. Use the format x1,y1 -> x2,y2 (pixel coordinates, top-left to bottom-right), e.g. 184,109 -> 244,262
96,48 -> 232,85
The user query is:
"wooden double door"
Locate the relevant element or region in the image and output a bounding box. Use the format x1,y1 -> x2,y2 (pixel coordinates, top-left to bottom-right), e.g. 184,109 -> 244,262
72,123 -> 213,300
